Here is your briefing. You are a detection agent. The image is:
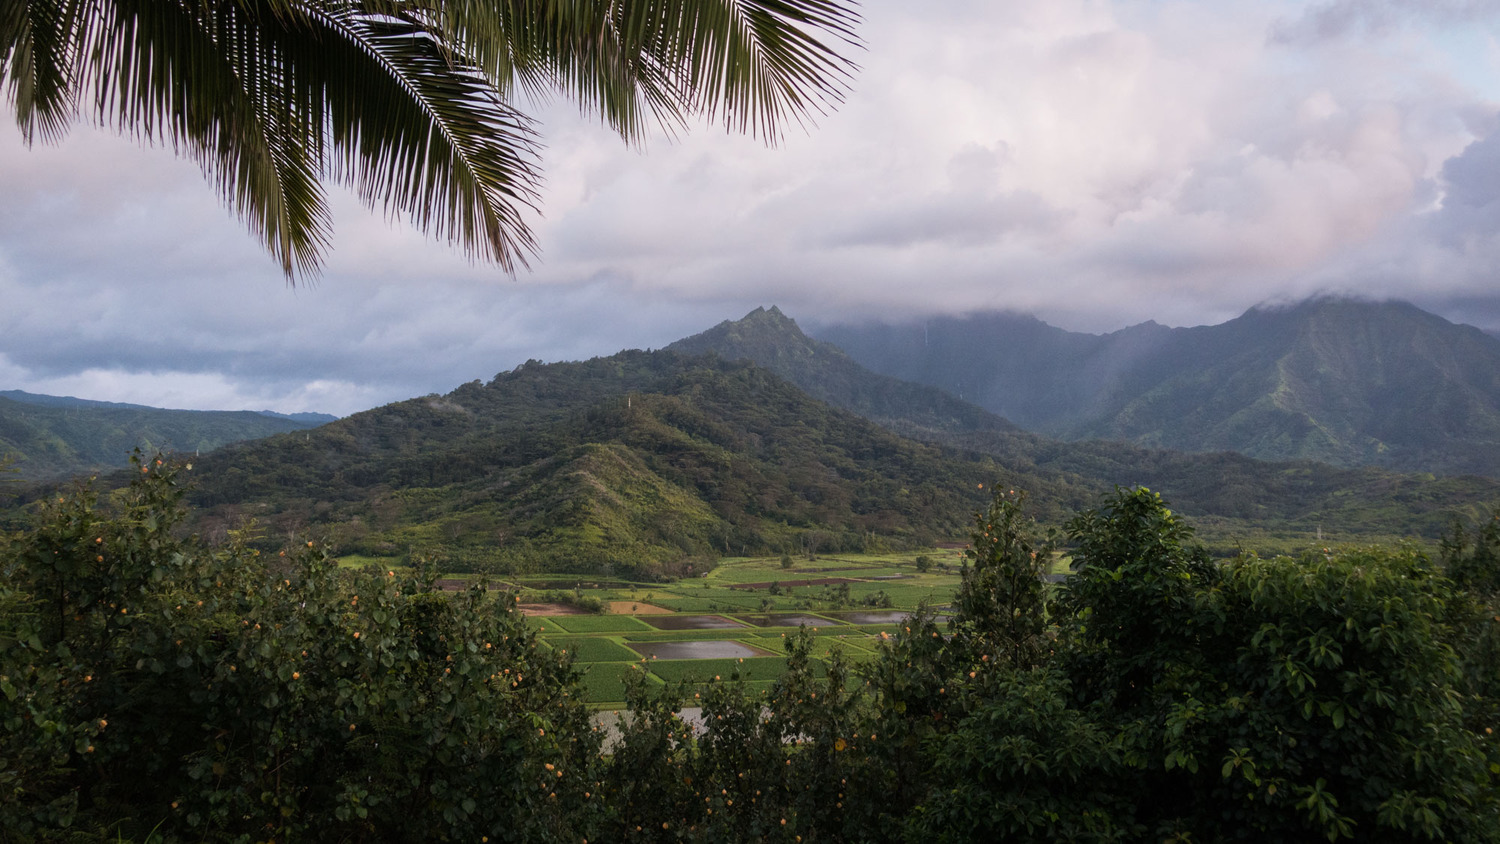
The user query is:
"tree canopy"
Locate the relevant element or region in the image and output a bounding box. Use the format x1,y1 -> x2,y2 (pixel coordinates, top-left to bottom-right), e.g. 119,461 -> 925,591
5,470 -> 1498,840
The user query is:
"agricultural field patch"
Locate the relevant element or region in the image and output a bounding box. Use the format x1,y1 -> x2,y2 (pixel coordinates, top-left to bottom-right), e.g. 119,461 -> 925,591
606,600 -> 672,614
731,613 -> 843,628
499,550 -> 962,708
640,614 -> 747,630
578,662 -> 660,705
629,640 -> 777,660
543,636 -> 639,663
620,629 -> 755,643
544,614 -> 655,634
648,656 -> 826,685
517,602 -> 589,616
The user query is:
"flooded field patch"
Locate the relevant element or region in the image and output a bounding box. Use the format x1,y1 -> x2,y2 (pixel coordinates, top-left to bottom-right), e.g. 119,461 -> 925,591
732,613 -> 842,628
628,640 -> 776,660
641,614 -> 747,630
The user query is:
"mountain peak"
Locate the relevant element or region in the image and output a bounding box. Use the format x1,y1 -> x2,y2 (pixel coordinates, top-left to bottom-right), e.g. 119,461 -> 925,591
666,306 -> 817,360
666,307 -> 1019,437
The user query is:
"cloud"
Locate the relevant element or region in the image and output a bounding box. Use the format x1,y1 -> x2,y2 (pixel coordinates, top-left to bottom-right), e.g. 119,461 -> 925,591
1270,0 -> 1500,45
5,0 -> 1500,411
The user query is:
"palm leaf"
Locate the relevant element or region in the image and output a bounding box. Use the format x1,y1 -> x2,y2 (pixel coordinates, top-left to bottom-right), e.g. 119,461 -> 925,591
1,0 -> 861,277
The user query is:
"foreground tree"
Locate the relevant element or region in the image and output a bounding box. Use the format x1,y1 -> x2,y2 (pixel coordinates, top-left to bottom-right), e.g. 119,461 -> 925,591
1,457 -> 600,840
0,0 -> 859,276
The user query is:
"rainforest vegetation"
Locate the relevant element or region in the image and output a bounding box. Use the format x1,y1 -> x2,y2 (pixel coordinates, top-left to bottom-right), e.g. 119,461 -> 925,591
4,458 -> 1498,842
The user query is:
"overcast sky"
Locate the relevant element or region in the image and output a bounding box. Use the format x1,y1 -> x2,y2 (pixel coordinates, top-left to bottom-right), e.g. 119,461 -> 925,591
6,0 -> 1500,416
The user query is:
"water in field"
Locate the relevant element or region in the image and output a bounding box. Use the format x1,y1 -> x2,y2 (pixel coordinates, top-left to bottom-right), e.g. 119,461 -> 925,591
627,640 -> 773,660
641,614 -> 747,630
732,613 -> 841,628
825,610 -> 952,625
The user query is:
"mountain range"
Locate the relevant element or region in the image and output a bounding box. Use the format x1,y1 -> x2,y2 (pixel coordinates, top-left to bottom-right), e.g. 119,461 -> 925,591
0,390 -> 333,481
6,298 -> 1498,574
816,297 -> 1500,477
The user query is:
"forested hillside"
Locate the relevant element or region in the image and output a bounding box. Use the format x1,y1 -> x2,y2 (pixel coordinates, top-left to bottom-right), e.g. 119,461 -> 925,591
9,311 -> 1500,570
0,392 -> 327,481
173,352 -> 1030,572
671,307 -> 1500,545
818,297 -> 1500,477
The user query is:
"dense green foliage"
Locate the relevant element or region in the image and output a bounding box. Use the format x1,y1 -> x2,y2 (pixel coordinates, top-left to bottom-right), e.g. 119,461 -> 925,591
9,311 -> 1500,568
820,297 -> 1500,478
112,352 -> 1012,574
0,395 -> 321,481
5,464 -> 1499,841
1,457 -> 599,841
657,306 -> 1500,551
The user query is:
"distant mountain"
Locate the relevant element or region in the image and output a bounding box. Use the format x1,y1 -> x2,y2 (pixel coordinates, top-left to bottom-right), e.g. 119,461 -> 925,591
592,309 -> 1500,549
0,391 -> 331,481
9,313 -> 1497,568
258,410 -> 340,425
1,389 -> 160,411
817,298 -> 1500,478
667,306 -> 1019,439
136,343 -> 1496,568
174,351 -> 1022,572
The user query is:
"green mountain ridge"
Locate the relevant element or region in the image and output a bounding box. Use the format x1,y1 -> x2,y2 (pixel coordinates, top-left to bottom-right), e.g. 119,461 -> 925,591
661,306 -> 1500,543
0,393 -> 327,481
172,351 -> 1020,573
9,310 -> 1499,571
817,297 -> 1500,477
667,306 -> 1018,438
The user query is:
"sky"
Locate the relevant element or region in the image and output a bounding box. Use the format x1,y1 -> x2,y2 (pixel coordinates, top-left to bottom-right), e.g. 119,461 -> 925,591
5,0 -> 1500,416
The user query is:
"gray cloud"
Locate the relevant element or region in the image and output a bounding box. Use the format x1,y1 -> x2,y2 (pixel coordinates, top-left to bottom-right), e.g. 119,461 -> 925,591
5,0 -> 1500,412
1270,0 -> 1500,44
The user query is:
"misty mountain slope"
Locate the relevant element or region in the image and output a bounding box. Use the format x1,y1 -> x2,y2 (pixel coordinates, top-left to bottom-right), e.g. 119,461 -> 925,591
815,311 -> 1175,431
0,394 -> 326,481
1081,299 -> 1500,473
818,298 -> 1500,477
667,306 -> 1022,438
8,332 -> 1497,565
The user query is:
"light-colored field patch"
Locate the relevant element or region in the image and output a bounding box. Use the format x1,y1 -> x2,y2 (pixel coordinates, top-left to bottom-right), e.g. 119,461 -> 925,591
607,600 -> 672,614
517,602 -> 589,616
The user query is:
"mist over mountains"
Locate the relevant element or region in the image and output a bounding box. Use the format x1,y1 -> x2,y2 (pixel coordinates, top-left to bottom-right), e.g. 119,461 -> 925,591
816,297 -> 1500,478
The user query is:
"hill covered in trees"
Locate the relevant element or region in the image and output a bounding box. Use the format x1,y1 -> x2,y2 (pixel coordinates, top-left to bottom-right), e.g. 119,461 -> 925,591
0,391 -> 331,481
666,307 -> 1500,547
174,351 -> 1030,572
817,297 -> 1500,477
8,309 -> 1500,570
10,342 -> 1466,572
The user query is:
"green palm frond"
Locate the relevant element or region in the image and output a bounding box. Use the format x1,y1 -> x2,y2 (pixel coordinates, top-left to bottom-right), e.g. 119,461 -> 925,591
1,0 -> 76,140
1,0 -> 861,279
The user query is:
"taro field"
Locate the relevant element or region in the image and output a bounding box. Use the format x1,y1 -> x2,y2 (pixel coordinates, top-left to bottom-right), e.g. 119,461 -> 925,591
512,549 -> 967,708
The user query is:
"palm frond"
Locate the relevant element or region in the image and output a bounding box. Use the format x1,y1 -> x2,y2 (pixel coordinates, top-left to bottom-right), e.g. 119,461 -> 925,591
76,0 -> 332,276
1,0 -> 76,141
1,0 -> 862,278
293,3 -> 543,271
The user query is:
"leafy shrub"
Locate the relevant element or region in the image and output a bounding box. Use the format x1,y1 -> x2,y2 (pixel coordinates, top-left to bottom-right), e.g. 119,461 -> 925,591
1,456 -> 602,842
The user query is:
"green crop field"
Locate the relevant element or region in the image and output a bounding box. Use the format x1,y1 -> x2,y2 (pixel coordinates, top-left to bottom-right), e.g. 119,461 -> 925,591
577,662 -> 660,705
544,614 -> 656,634
545,636 -> 639,663
647,656 -> 826,685
514,551 -> 959,709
